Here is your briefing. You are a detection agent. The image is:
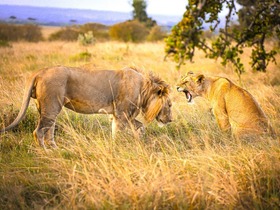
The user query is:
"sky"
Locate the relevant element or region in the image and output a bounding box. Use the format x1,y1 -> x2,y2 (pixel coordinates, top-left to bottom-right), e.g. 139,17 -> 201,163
0,0 -> 187,16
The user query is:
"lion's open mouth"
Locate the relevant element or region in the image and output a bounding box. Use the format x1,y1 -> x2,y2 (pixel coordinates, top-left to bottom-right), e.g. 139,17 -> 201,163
184,90 -> 192,103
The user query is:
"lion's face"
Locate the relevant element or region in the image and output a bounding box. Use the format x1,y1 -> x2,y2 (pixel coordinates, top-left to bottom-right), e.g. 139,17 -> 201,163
156,97 -> 172,127
176,72 -> 205,103
143,80 -> 172,125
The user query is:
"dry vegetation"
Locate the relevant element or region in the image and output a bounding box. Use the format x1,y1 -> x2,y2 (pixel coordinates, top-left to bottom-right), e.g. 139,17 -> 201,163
0,36 -> 279,209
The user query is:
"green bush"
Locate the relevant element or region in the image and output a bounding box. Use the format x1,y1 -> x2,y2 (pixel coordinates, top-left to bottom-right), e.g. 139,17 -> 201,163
0,23 -> 43,42
109,20 -> 149,43
49,27 -> 79,41
78,31 -> 96,46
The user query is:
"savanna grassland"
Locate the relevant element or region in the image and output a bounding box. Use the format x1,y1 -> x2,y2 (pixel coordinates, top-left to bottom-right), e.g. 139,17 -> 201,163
0,27 -> 280,209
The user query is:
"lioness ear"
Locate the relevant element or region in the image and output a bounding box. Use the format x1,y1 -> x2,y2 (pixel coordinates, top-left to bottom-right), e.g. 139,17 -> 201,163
195,74 -> 205,84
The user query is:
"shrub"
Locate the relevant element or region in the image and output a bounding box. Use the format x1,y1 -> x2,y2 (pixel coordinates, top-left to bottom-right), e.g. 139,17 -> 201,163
78,31 -> 96,46
79,23 -> 110,41
146,25 -> 167,41
48,23 -> 110,42
19,24 -> 43,42
109,20 -> 149,43
0,23 -> 43,42
49,27 -> 79,41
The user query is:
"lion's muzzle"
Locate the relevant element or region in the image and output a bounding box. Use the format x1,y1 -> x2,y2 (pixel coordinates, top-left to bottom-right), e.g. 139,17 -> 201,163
177,86 -> 192,103
176,86 -> 184,92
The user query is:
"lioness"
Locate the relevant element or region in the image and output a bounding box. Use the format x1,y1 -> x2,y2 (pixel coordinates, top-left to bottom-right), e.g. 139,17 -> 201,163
177,71 -> 275,139
0,66 -> 172,148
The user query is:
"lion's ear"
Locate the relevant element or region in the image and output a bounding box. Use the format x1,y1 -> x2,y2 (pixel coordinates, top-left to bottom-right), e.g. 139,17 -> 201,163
195,74 -> 205,84
157,86 -> 164,97
156,85 -> 168,97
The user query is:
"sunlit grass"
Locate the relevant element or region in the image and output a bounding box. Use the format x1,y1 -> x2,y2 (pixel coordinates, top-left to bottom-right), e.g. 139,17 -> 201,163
0,40 -> 279,209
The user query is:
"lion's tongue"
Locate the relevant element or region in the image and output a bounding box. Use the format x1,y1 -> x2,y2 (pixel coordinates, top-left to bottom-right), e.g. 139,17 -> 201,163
185,91 -> 192,103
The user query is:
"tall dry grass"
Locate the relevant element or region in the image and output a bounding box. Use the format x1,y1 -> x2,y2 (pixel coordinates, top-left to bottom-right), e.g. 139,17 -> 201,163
0,40 -> 279,209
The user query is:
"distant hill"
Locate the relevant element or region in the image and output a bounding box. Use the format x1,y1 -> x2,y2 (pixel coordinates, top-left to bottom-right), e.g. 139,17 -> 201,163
0,5 -> 181,27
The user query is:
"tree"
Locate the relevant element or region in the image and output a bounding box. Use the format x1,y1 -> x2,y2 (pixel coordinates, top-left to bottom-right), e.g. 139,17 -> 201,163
165,0 -> 280,77
131,0 -> 156,28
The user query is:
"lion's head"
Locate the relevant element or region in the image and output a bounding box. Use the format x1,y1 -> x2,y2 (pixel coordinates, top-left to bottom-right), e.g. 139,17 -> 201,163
141,73 -> 172,125
176,71 -> 205,103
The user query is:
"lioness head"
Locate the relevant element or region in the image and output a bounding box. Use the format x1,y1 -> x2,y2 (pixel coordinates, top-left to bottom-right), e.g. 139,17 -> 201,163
176,71 -> 205,103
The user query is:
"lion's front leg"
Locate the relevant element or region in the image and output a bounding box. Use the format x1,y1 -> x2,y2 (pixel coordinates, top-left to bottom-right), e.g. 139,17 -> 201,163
132,119 -> 145,138
111,116 -> 126,139
111,115 -> 144,139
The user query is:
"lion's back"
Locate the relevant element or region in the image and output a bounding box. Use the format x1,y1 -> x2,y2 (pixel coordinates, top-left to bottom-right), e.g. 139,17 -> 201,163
33,66 -> 146,114
223,81 -> 269,136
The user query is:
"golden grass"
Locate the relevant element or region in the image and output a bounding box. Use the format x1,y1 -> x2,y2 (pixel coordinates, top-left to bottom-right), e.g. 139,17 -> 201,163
0,40 -> 279,209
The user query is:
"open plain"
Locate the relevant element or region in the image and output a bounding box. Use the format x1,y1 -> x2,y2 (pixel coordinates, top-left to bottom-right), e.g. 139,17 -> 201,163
0,39 -> 279,209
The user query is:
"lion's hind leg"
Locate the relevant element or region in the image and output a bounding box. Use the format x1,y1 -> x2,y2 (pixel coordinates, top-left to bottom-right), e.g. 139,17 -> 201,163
33,116 -> 57,149
44,123 -> 58,148
213,110 -> 231,132
33,101 -> 63,149
33,101 -> 58,148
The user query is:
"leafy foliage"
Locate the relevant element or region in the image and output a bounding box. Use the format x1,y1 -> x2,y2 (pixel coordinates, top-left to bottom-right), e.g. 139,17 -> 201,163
131,0 -> 157,28
165,0 -> 279,75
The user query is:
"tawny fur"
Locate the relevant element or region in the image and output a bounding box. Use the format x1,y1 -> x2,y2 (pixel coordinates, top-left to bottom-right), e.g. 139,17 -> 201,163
0,66 -> 172,149
177,72 -> 275,139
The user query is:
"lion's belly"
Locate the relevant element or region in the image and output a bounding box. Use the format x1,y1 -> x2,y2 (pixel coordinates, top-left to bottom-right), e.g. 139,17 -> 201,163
64,99 -> 114,114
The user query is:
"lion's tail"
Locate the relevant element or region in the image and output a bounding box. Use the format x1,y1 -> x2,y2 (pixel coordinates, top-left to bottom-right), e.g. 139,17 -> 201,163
0,75 -> 36,132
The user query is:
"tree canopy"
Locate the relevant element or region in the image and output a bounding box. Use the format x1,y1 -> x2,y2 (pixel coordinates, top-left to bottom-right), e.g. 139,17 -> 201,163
165,0 -> 280,76
131,0 -> 157,28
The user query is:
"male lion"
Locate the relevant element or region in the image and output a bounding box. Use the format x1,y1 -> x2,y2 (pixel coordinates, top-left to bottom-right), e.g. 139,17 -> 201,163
0,66 -> 172,149
177,71 -> 275,139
